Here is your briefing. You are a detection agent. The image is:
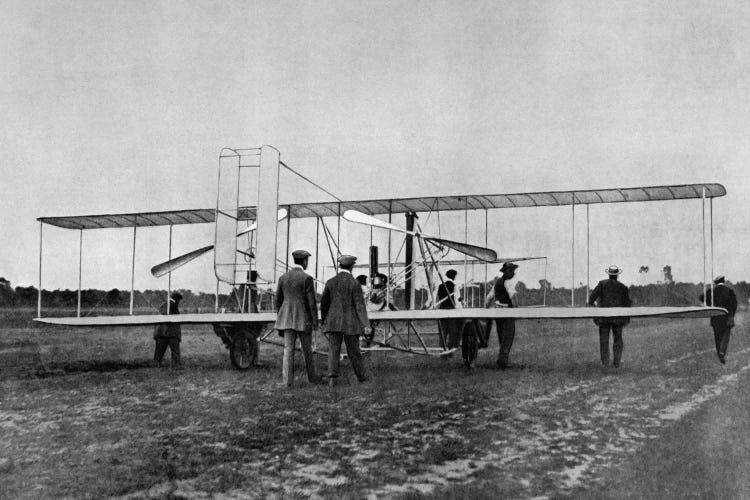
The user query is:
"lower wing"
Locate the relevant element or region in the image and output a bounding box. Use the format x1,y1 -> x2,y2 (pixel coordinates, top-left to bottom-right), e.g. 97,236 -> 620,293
34,306 -> 725,327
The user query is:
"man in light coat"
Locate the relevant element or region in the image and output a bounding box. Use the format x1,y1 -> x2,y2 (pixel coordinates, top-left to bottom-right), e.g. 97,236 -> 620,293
321,254 -> 370,386
275,250 -> 321,387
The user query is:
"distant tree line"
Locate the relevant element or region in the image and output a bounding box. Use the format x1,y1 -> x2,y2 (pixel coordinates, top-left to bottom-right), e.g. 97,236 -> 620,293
2,277 -> 747,311
402,279 -> 750,310
0,280 -> 229,312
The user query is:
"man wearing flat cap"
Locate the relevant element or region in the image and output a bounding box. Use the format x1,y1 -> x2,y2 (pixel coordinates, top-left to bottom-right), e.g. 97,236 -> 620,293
321,254 -> 370,386
153,291 -> 184,368
275,249 -> 321,387
699,276 -> 738,364
484,262 -> 519,369
588,265 -> 631,368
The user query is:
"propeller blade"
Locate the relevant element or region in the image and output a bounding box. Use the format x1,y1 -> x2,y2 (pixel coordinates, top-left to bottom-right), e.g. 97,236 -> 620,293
343,210 -> 416,235
345,209 -> 496,262
236,208 -> 288,236
150,245 -> 215,277
151,209 -> 288,277
424,237 -> 497,262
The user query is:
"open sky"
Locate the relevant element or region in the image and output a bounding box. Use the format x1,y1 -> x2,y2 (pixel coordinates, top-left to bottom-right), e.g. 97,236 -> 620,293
2,0 -> 749,296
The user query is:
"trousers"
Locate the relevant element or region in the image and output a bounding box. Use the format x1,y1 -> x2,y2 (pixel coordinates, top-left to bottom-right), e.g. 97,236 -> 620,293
327,332 -> 367,381
485,318 -> 516,366
282,329 -> 318,386
438,318 -> 461,349
599,324 -> 624,366
712,324 -> 732,358
154,338 -> 181,366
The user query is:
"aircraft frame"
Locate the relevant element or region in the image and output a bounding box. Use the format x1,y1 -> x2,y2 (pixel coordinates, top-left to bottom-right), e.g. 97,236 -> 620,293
35,145 -> 728,368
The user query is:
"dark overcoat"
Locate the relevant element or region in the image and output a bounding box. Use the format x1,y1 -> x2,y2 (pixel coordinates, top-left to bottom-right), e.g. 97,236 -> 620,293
321,271 -> 370,335
701,284 -> 738,328
437,280 -> 457,309
153,299 -> 181,340
588,278 -> 631,326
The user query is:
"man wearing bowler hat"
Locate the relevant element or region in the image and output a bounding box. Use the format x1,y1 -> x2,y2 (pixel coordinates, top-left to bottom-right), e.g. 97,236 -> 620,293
321,254 -> 370,386
588,265 -> 631,368
484,262 -> 519,369
275,250 -> 321,387
699,276 -> 738,364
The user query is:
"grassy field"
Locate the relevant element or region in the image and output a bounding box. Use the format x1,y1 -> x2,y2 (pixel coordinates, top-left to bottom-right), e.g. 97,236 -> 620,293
1,309 -> 749,498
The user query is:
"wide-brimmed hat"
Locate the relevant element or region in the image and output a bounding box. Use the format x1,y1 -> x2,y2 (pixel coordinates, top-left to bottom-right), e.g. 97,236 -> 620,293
338,254 -> 357,266
501,262 -> 518,273
605,265 -> 622,276
292,249 -> 311,259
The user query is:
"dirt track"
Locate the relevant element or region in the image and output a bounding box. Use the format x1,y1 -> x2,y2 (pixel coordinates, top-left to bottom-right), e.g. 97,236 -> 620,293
1,313 -> 749,498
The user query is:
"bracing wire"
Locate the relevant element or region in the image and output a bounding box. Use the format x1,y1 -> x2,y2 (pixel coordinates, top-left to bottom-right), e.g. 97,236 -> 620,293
279,161 -> 342,202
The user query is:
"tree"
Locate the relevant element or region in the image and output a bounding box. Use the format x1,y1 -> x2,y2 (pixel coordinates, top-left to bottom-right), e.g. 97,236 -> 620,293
662,265 -> 673,285
0,277 -> 14,306
105,288 -> 121,306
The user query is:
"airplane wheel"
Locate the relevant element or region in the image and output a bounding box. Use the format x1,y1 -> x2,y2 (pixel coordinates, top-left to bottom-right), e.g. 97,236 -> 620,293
461,321 -> 479,369
230,335 -> 256,370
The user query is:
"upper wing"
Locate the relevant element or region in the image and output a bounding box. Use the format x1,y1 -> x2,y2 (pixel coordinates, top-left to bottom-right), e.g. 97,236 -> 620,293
38,183 -> 726,230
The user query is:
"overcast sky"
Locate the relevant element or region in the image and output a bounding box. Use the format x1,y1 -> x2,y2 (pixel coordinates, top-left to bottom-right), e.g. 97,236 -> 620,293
2,0 -> 749,296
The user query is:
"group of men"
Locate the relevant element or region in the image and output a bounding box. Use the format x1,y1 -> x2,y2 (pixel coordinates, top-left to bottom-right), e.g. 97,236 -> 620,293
153,256 -> 739,376
275,250 -> 370,387
436,263 -> 519,369
433,261 -> 739,370
588,265 -> 738,367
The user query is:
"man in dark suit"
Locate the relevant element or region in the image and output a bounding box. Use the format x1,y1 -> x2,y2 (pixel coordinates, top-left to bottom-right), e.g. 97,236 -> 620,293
153,291 -> 183,368
485,262 -> 518,369
437,269 -> 461,349
588,265 -> 631,368
275,250 -> 321,387
699,276 -> 738,364
321,254 -> 370,386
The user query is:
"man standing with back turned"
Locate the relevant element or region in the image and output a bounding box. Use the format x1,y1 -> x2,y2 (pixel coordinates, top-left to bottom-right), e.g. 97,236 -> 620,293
154,291 -> 183,368
275,250 -> 321,387
699,276 -> 738,364
588,265 -> 631,368
321,254 -> 370,387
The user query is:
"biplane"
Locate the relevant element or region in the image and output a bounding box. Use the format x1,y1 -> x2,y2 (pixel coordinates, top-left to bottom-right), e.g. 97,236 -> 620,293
35,145 -> 728,369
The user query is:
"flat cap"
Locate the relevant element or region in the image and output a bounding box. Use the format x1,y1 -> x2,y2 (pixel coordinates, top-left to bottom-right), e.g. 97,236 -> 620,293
714,275 -> 725,284
292,249 -> 311,259
337,254 -> 357,266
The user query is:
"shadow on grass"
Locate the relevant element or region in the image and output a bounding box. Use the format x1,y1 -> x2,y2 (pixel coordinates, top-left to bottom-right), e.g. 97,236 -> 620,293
35,359 -> 156,376
423,437 -> 471,464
